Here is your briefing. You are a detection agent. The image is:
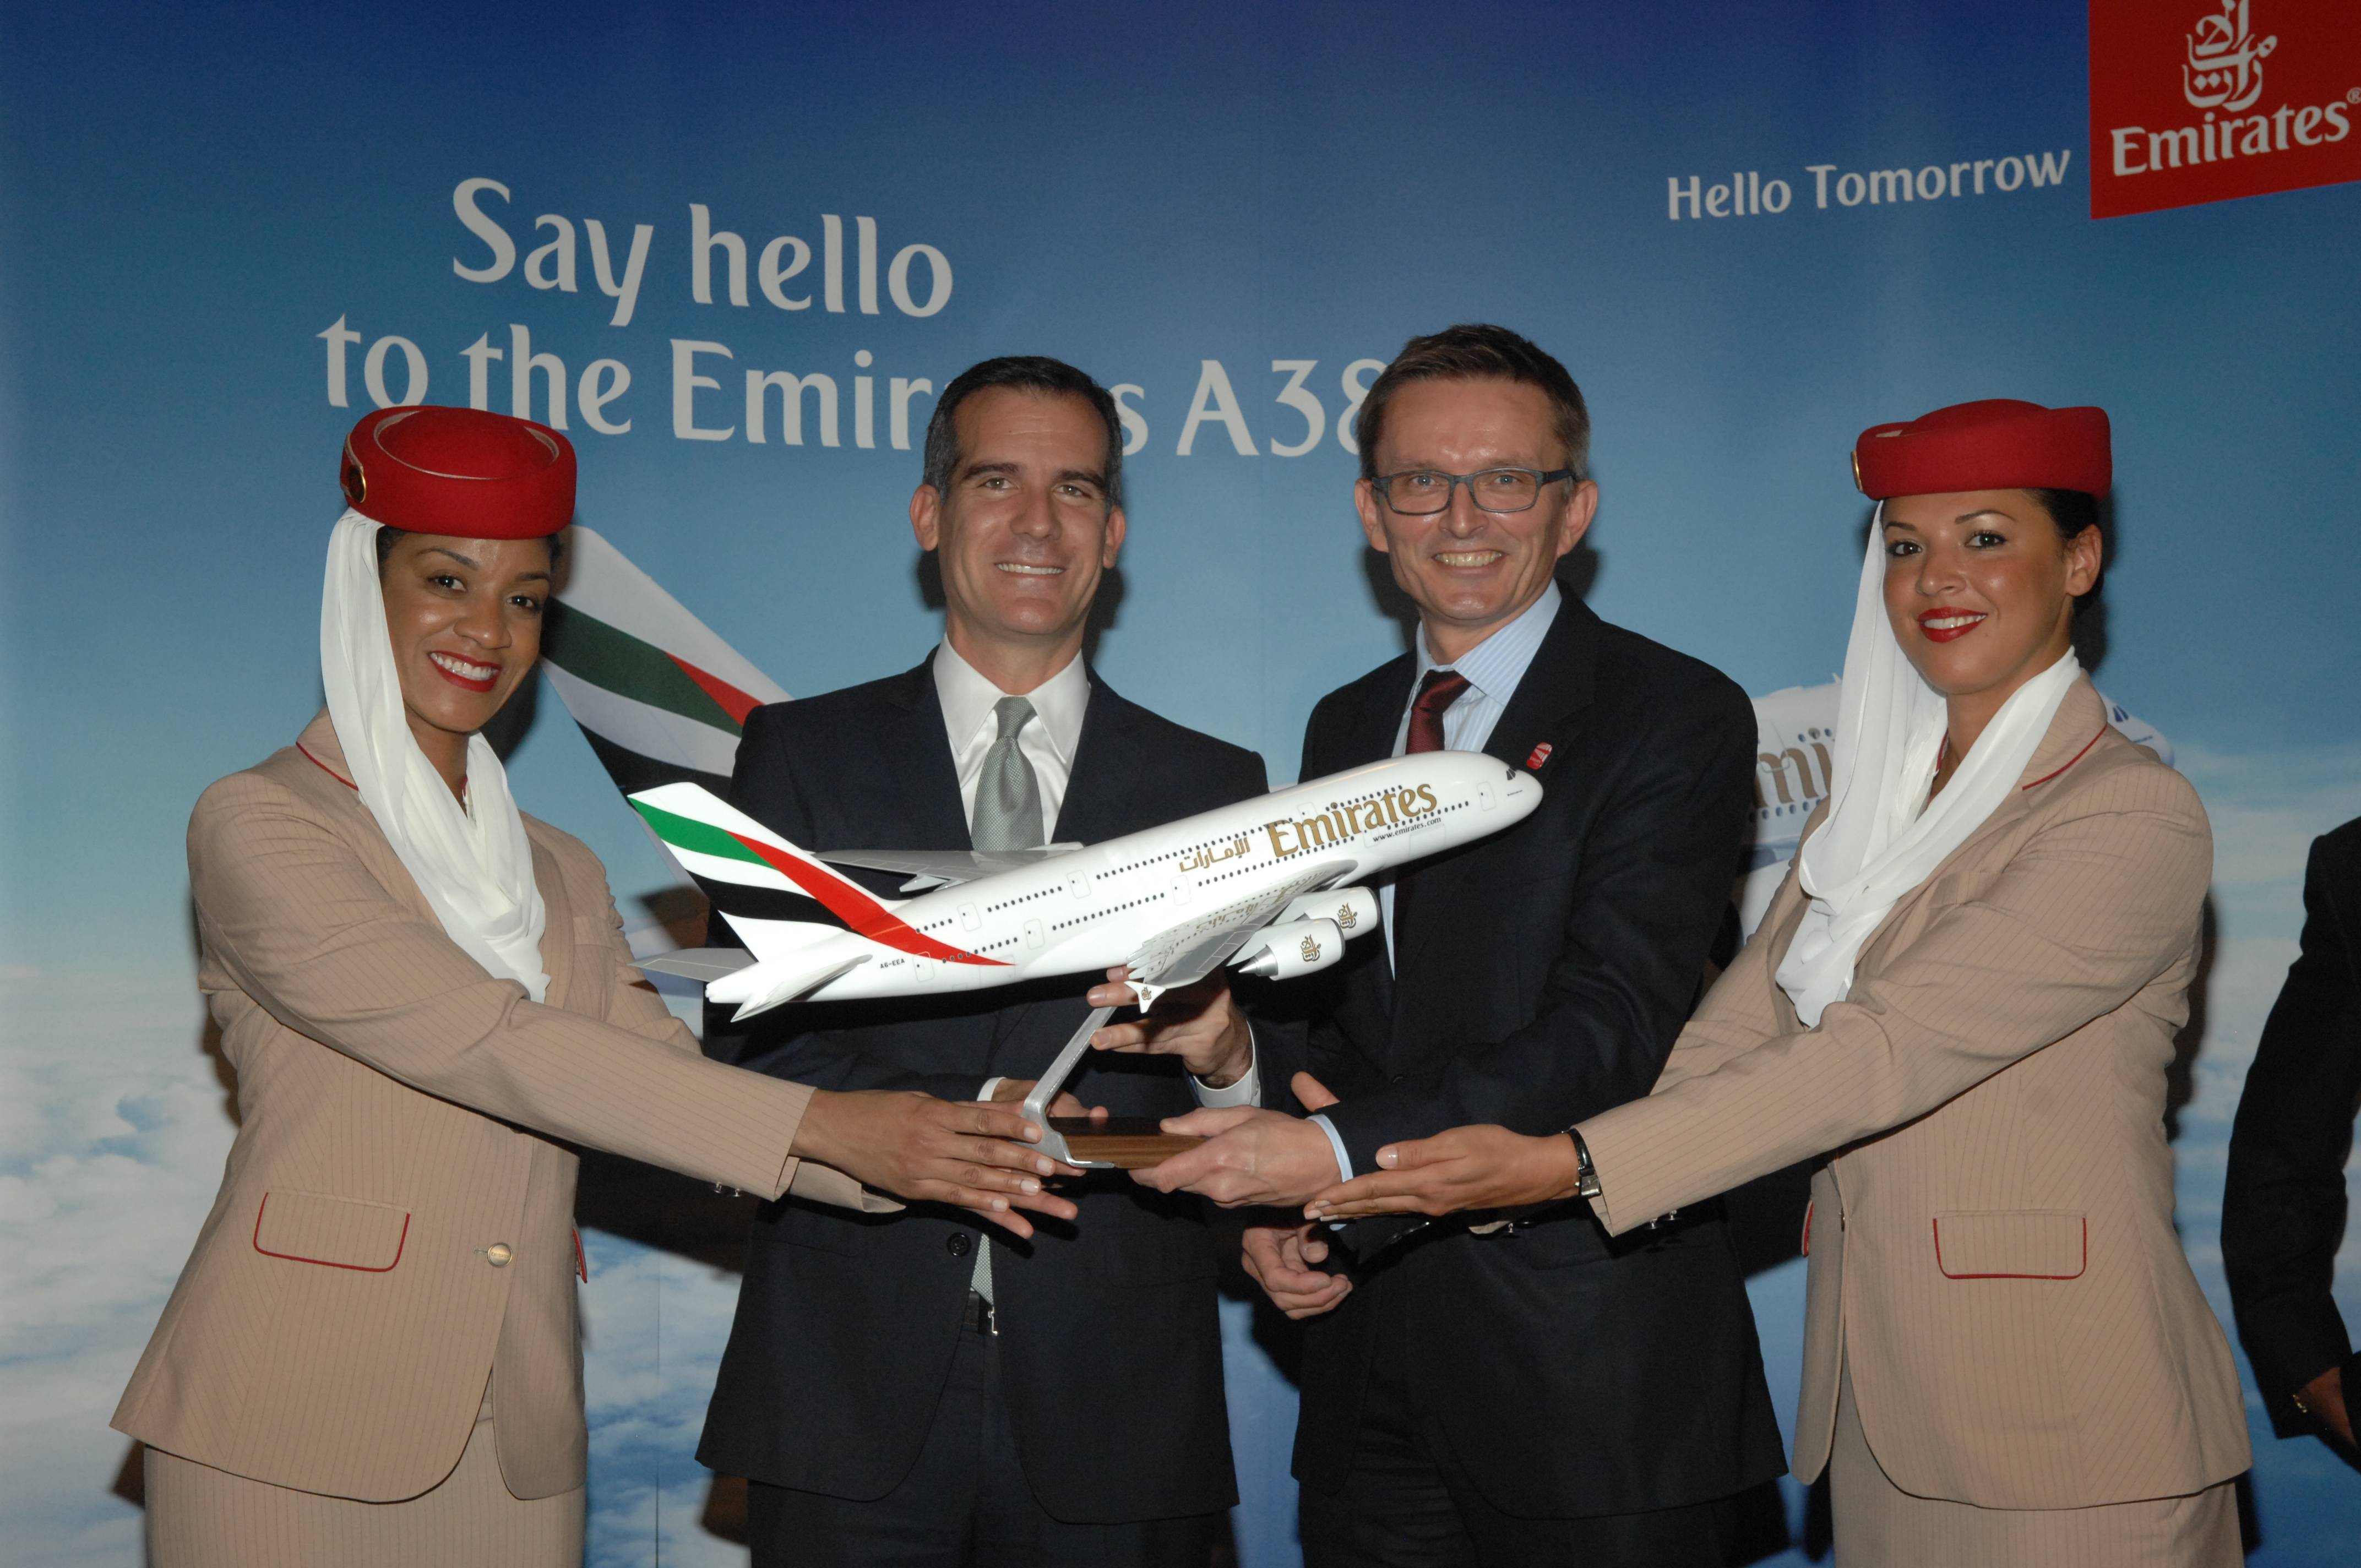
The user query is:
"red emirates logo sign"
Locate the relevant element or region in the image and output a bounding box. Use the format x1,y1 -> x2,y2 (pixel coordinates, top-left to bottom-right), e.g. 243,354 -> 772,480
2090,0 -> 2360,218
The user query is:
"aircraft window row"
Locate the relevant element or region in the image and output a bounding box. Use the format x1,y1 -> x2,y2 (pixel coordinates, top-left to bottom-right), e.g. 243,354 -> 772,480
985,887 -> 1062,914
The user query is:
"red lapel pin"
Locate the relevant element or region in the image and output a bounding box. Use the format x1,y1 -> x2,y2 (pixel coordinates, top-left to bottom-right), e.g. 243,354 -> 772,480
1525,742 -> 1553,769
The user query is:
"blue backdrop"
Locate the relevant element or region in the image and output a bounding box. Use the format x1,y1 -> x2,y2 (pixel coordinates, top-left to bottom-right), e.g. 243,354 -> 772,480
4,3 -> 2355,1564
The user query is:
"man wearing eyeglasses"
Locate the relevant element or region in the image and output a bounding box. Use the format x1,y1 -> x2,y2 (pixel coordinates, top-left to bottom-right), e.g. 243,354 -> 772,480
1142,324 -> 1782,1564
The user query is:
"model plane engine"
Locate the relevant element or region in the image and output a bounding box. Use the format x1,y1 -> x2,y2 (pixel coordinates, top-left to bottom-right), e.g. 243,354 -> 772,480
1233,917 -> 1346,981
1274,886 -> 1379,941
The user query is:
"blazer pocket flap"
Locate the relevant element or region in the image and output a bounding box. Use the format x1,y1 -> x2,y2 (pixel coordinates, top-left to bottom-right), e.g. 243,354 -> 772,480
1933,1210 -> 2085,1280
253,1190 -> 411,1272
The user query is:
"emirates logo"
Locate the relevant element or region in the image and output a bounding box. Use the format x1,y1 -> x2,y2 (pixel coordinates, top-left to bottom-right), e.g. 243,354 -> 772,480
2090,0 -> 2356,219
1336,906 -> 1358,931
1300,934 -> 1323,963
2184,0 -> 2278,113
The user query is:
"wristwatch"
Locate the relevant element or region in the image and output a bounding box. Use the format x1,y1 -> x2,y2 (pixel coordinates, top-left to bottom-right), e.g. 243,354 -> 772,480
1570,1131 -> 1602,1200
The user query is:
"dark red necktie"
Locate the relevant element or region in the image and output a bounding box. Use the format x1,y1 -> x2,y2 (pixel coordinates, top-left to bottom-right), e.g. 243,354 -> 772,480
1391,670 -> 1470,955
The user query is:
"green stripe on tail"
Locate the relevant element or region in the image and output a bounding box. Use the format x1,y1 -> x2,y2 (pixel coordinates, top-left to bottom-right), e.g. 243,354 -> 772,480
630,798 -> 769,868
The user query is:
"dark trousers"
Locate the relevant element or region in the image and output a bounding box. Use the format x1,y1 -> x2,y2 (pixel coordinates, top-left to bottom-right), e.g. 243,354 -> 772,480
746,1311 -> 1221,1567
1298,1275 -> 1742,1568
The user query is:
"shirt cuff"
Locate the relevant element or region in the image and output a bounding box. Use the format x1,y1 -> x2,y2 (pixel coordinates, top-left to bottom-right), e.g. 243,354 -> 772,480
1307,1112 -> 1353,1182
1188,1027 -> 1261,1108
978,1076 -> 1003,1103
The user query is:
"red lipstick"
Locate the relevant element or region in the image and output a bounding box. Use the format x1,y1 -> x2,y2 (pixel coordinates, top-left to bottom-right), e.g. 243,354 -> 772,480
428,651 -> 501,693
1916,607 -> 1987,645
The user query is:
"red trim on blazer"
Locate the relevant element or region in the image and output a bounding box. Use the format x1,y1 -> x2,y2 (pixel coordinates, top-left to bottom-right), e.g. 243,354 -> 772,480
252,1193 -> 412,1273
1931,1216 -> 2088,1280
1800,1201 -> 1813,1257
2021,726 -> 2107,792
297,742 -> 358,791
574,1227 -> 589,1283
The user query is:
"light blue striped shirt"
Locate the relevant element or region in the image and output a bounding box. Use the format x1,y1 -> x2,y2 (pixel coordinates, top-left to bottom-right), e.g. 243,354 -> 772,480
1310,580 -> 1563,1179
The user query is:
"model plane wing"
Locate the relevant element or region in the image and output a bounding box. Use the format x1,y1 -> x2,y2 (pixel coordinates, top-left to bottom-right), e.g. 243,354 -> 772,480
634,947 -> 755,982
815,844 -> 1085,892
1121,861 -> 1350,1009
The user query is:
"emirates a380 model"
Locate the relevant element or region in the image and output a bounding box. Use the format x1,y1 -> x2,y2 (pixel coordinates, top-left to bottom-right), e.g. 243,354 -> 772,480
630,750 -> 1539,1022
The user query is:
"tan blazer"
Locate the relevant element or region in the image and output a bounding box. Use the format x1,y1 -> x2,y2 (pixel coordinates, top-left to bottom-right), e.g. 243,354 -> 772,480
115,715 -> 884,1503
1580,679 -> 2250,1509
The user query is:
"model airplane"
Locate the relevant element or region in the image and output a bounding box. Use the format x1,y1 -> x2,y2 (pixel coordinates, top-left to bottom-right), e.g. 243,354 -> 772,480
628,750 -> 1539,1019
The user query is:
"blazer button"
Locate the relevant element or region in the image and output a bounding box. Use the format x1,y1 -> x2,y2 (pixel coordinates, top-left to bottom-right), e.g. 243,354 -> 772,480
485,1243 -> 514,1267
946,1233 -> 972,1258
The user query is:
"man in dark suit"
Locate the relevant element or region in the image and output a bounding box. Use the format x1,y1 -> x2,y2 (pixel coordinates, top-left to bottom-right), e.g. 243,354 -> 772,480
698,356 -> 1270,1564
1143,325 -> 1783,1564
2224,814 -> 2361,1457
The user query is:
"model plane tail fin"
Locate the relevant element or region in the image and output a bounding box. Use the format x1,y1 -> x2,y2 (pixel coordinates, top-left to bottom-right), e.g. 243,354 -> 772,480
628,782 -> 909,954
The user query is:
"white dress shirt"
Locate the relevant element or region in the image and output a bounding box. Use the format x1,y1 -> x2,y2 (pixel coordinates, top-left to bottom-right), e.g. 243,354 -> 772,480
1309,581 -> 1563,1179
934,640 -> 1259,1108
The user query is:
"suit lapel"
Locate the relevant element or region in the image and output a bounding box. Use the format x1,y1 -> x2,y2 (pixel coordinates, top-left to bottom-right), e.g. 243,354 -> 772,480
1475,594 -> 1600,774
1851,677 -> 2110,967
1052,671 -> 1143,845
297,710 -> 584,1006
1395,598 -> 1600,977
882,655 -> 978,852
291,712 -> 434,921
1329,656 -> 1416,776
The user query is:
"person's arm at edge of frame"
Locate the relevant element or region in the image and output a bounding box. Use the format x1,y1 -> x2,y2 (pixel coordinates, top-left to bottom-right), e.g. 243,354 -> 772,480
2223,829 -> 2360,1447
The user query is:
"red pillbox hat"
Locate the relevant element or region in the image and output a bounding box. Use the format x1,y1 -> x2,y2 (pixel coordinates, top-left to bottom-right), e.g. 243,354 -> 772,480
1852,399 -> 2111,500
339,406 -> 575,538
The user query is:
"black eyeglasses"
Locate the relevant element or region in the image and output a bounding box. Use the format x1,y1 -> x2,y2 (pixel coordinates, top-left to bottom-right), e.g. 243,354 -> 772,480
1371,466 -> 1579,515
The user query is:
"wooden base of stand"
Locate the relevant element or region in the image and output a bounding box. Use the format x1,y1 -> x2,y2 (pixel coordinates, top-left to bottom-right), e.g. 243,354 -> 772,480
1049,1117 -> 1203,1169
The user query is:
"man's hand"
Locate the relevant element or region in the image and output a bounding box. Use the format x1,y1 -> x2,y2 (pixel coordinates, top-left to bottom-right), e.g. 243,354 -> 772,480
1086,966 -> 1253,1088
1304,1126 -> 1583,1222
2299,1364 -> 2354,1447
791,1088 -> 1085,1238
1242,1220 -> 1351,1320
1135,1114 -> 1337,1206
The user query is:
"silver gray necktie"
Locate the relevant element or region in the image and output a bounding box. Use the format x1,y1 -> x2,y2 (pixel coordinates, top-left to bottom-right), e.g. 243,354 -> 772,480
971,696 -> 1045,852
967,695 -> 1043,1308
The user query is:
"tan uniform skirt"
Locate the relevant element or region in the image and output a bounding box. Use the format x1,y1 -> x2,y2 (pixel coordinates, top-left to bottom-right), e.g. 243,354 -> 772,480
1829,1361 -> 2240,1567
144,1387 -> 582,1568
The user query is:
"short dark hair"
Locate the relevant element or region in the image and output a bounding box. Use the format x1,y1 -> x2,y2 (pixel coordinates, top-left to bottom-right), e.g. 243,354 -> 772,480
1354,324 -> 1591,482
372,524 -> 564,573
921,356 -> 1124,509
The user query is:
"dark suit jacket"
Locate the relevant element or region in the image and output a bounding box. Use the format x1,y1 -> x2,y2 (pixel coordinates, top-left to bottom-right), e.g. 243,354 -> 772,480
2224,815 -> 2361,1439
1281,594 -> 1786,1516
695,655 -> 1266,1523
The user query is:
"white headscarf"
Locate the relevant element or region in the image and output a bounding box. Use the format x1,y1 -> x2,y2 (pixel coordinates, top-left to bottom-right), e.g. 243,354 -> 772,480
1774,511 -> 2079,1026
320,509 -> 551,1001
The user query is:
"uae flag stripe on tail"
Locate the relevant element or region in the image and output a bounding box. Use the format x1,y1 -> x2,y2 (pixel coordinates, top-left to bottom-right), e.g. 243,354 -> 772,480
541,526 -> 791,798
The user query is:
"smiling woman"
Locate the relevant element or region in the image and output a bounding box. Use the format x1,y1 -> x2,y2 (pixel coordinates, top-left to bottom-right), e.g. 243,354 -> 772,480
118,406 -> 1078,1568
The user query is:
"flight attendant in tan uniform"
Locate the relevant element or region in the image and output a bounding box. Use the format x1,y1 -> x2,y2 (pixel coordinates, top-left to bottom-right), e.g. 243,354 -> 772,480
117,406 -> 1079,1567
1293,400 -> 2251,1565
